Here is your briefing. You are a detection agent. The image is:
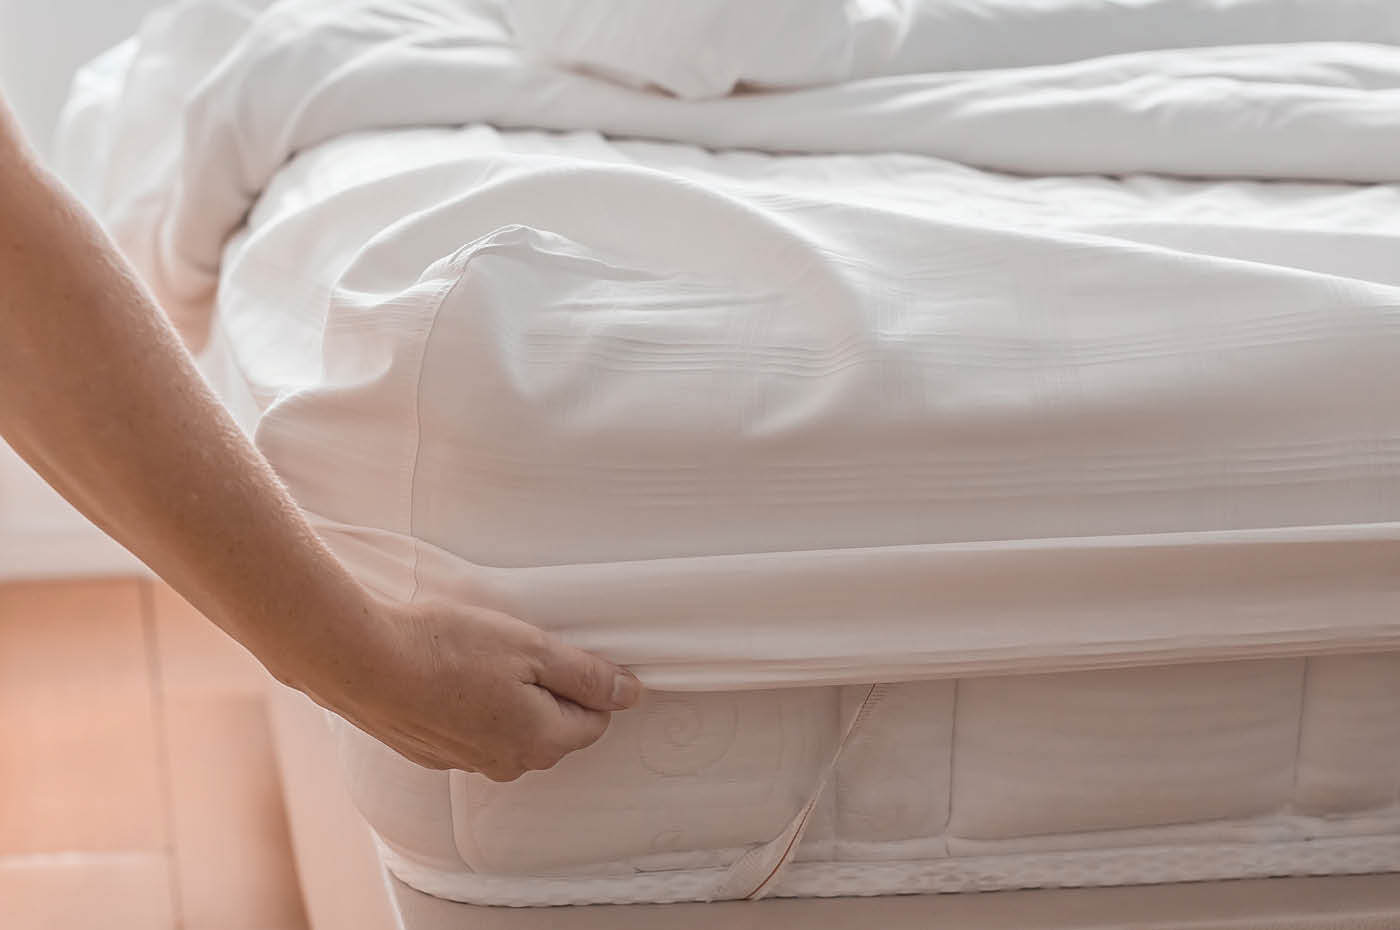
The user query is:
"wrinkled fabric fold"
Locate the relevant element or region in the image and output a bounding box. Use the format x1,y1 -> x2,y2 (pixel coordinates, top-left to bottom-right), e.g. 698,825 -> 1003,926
56,0 -> 1400,341
314,517 -> 1400,690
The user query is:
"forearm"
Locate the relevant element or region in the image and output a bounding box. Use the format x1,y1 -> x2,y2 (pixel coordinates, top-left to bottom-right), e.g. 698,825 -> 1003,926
0,103 -> 379,688
0,100 -> 638,778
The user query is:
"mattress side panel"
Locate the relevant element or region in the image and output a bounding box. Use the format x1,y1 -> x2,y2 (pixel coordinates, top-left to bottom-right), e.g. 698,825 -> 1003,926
832,680 -> 956,845
449,687 -> 842,874
1295,654 -> 1400,815
946,660 -> 1307,840
330,715 -> 462,870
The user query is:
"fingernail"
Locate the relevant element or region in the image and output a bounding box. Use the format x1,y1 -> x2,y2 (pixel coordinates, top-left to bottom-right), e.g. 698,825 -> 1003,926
611,670 -> 642,708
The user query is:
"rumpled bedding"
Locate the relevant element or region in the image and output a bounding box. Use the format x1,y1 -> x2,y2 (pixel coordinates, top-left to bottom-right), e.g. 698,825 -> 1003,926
61,0 -> 1400,334
57,0 -> 1400,689
508,0 -> 1400,98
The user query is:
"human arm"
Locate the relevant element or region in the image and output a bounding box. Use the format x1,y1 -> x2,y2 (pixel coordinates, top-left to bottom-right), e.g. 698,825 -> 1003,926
0,97 -> 640,779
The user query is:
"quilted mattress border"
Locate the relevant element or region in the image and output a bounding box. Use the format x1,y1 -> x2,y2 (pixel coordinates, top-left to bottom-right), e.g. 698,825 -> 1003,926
378,833 -> 1400,908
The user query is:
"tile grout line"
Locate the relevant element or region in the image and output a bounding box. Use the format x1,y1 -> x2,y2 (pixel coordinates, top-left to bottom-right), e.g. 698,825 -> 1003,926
0,850 -> 169,870
139,579 -> 186,930
0,851 -> 169,873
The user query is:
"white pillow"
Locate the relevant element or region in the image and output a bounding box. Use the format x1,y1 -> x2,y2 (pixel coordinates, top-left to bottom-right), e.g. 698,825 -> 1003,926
505,0 -> 882,99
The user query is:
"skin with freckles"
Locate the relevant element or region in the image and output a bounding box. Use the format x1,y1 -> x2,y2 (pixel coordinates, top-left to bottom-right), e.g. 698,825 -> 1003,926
0,95 -> 640,781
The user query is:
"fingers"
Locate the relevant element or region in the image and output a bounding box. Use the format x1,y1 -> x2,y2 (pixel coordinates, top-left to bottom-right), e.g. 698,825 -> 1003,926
532,637 -> 643,712
547,695 -> 612,754
353,605 -> 644,782
389,677 -> 618,782
468,693 -> 611,783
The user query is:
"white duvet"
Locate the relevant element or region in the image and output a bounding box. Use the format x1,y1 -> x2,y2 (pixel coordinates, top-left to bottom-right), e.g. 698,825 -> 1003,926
59,0 -> 1400,691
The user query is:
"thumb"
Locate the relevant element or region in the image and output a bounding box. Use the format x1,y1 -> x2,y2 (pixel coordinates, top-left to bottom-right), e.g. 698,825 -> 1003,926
534,638 -> 643,712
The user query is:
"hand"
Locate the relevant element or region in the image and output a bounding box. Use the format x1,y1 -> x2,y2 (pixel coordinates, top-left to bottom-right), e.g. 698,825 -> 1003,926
292,598 -> 644,781
0,100 -> 641,782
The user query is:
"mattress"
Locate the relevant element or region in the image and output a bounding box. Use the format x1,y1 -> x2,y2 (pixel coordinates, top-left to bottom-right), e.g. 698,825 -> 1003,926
57,0 -> 1400,908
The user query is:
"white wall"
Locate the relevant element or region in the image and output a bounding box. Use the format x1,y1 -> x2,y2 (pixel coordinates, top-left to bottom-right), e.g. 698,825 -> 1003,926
0,0 -> 166,153
0,0 -> 164,578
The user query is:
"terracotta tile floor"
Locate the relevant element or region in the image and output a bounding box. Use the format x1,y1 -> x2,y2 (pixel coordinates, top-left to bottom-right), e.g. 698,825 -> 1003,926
0,578 -> 310,930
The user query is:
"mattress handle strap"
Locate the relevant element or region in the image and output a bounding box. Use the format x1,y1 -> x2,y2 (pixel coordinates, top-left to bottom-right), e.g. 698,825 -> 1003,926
708,682 -> 889,902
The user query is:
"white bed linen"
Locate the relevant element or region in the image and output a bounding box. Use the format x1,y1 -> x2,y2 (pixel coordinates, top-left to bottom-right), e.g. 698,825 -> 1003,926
58,0 -> 1400,690
216,121 -> 1400,689
54,0 -> 1400,906
58,0 -> 1400,340
508,0 -> 1400,99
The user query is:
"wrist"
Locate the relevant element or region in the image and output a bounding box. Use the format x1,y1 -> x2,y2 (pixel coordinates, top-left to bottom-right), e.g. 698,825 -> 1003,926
240,576 -> 400,709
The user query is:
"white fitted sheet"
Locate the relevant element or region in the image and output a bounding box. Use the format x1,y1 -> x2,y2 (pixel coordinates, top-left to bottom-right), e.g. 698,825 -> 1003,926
215,119 -> 1400,689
